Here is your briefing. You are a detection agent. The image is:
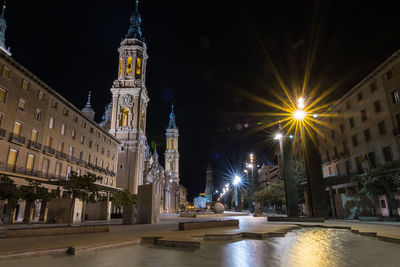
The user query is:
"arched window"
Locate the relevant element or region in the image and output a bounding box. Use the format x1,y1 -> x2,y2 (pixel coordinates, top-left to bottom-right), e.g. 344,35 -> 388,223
121,108 -> 129,127
170,161 -> 173,171
170,139 -> 173,149
119,57 -> 122,76
166,139 -> 169,150
174,138 -> 177,149
126,57 -> 132,75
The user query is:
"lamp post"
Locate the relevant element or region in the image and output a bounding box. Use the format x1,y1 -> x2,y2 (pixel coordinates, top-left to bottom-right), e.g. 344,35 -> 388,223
233,175 -> 241,211
292,97 -> 327,218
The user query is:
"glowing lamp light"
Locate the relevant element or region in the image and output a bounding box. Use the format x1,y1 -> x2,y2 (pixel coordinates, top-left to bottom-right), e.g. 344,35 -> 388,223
293,110 -> 306,120
297,97 -> 305,109
248,163 -> 254,168
215,190 -> 219,194
289,135 -> 294,139
233,175 -> 241,186
313,114 -> 318,118
169,179 -> 173,183
274,133 -> 283,140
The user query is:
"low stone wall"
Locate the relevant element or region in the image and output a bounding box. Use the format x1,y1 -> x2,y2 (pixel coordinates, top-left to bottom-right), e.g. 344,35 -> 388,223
267,217 -> 325,222
178,219 -> 239,230
5,225 -> 109,238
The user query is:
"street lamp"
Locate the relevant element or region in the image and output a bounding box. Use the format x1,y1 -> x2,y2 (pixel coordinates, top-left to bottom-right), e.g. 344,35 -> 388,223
233,175 -> 241,210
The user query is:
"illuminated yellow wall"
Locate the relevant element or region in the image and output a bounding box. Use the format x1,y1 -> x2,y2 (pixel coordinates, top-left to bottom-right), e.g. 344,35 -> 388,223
136,58 -> 142,75
119,57 -> 122,76
122,109 -> 129,127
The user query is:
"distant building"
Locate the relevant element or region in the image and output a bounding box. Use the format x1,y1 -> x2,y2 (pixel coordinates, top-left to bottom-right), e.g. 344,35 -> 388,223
257,164 -> 280,190
205,163 -> 214,203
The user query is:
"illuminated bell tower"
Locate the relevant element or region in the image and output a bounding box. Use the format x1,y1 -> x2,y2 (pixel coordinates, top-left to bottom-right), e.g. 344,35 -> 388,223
165,105 -> 179,183
110,0 -> 149,194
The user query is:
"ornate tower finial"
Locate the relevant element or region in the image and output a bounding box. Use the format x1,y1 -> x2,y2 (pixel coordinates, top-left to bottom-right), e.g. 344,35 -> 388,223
168,104 -> 177,129
0,0 -> 11,55
85,91 -> 92,107
127,0 -> 143,40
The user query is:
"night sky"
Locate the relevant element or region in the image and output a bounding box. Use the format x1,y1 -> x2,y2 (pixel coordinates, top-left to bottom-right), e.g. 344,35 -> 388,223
4,1 -> 400,200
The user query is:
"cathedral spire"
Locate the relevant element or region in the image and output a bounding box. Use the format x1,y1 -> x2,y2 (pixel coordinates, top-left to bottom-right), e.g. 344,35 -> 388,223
81,91 -> 95,120
0,0 -> 11,55
126,0 -> 143,40
168,105 -> 177,129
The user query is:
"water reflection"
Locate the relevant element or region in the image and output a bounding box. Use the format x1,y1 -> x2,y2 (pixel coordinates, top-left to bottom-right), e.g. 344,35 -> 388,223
2,228 -> 399,267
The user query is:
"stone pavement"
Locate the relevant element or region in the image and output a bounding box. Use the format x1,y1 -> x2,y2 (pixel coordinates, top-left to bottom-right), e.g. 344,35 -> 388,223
0,215 -> 399,260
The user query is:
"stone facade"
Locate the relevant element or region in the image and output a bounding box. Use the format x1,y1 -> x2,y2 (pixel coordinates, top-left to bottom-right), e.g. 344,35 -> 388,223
257,164 -> 280,190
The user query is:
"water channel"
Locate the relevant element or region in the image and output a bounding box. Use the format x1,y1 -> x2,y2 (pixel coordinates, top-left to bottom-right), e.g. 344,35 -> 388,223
2,228 -> 399,267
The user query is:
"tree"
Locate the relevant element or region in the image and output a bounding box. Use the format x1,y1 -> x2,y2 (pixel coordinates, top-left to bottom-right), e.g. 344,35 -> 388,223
111,190 -> 137,207
0,175 -> 20,224
254,180 -> 286,214
19,179 -> 42,223
63,172 -> 101,225
356,162 -> 400,217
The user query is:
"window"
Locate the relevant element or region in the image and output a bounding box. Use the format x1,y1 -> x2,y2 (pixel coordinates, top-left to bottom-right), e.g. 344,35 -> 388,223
77,169 -> 81,176
331,129 -> 335,139
383,146 -> 393,162
55,162 -> 62,177
46,136 -> 53,147
342,141 -> 348,152
336,164 -> 340,176
17,99 -> 26,112
63,108 -> 69,116
0,88 -> 7,103
364,129 -> 371,142
71,130 -> 76,140
69,146 -> 74,156
51,100 -> 58,109
391,89 -> 399,104
367,152 -> 376,168
107,150 -> 110,157
352,135 -> 358,147
340,124 -> 344,133
101,148 -> 105,154
21,80 -> 30,90
328,167 -> 332,175
38,90 -> 44,100
370,82 -> 377,92
126,57 -> 132,74
26,154 -> 35,172
357,93 -> 363,101
356,156 -> 363,174
78,151 -> 83,161
2,66 -> 10,78
349,117 -> 355,128
396,113 -> 400,128
345,160 -> 351,175
74,116 -> 78,123
80,135 -> 85,144
81,121 -> 86,128
0,113 -> 3,127
374,101 -> 381,113
49,117 -> 54,129
13,121 -> 22,135
88,140 -> 92,148
361,109 -> 367,121
386,70 -> 393,80
66,166 -> 72,179
35,109 -> 41,122
90,127 -> 94,133
121,108 -> 129,127
346,101 -> 351,110
58,142 -> 64,152
325,150 -> 330,161
31,129 -> 39,142
378,121 -> 386,135
380,199 -> 387,209
7,148 -> 18,167
96,132 -> 100,138
96,144 -> 99,152
61,124 -> 66,135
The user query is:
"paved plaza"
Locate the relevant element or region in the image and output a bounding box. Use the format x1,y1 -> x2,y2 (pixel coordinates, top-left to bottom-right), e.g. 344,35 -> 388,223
0,213 -> 399,260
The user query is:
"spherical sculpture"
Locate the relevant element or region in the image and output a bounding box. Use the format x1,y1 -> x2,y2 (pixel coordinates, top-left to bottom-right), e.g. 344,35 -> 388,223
213,202 -> 225,214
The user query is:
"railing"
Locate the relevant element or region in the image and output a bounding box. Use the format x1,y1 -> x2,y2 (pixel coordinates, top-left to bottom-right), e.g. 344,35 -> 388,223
340,150 -> 350,158
0,162 -> 67,181
9,133 -> 26,145
43,146 -> 56,155
87,162 -> 94,168
332,153 -> 339,161
56,151 -> 67,159
28,140 -> 42,151
67,155 -> 78,163
0,128 -> 6,138
78,159 -> 87,166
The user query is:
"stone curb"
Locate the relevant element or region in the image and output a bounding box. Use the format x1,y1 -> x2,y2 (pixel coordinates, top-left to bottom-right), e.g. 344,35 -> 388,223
0,248 -> 67,261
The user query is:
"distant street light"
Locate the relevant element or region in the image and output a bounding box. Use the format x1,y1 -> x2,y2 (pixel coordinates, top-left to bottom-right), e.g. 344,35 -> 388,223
233,175 -> 241,210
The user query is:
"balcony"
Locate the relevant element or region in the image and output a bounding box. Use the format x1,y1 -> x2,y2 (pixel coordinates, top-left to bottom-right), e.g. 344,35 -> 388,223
56,151 -> 67,160
0,128 -> 6,138
9,133 -> 26,145
28,140 -> 42,151
87,162 -> 94,168
332,153 -> 340,161
78,159 -> 87,166
67,155 -> 78,163
43,146 -> 56,156
340,150 -> 350,158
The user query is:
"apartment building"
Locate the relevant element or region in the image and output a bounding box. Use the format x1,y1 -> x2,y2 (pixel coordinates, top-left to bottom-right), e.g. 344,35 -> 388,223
0,50 -> 119,222
257,164 -> 280,190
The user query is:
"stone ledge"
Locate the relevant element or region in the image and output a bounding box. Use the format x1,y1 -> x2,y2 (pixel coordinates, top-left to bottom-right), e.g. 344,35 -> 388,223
178,219 -> 239,230
156,239 -> 200,248
267,217 -> 325,222
4,225 -> 109,238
